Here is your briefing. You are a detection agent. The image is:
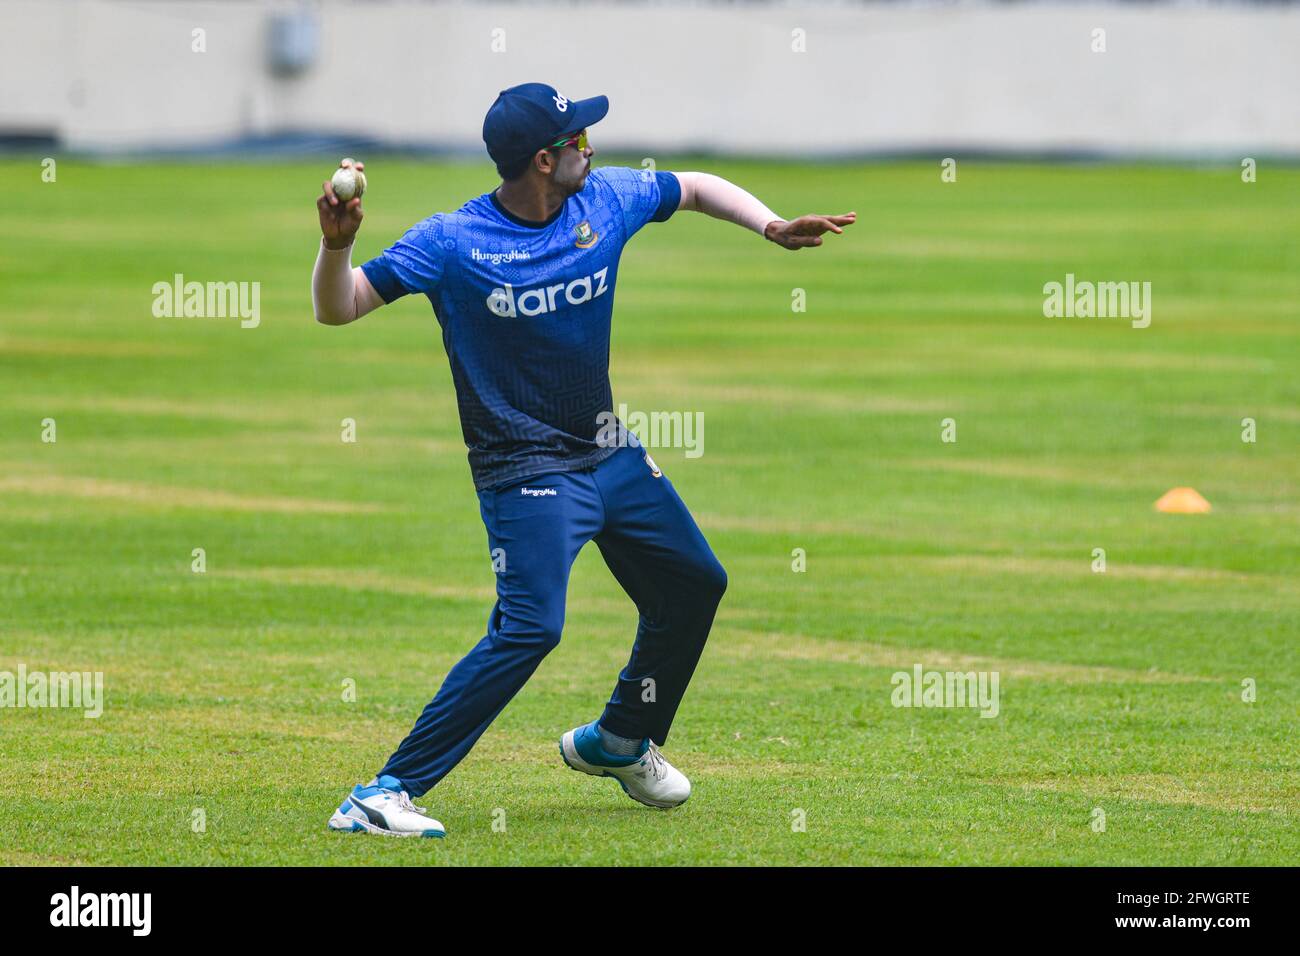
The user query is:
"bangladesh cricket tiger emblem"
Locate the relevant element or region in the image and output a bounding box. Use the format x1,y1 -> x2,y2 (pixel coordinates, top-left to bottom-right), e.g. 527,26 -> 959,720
573,220 -> 599,249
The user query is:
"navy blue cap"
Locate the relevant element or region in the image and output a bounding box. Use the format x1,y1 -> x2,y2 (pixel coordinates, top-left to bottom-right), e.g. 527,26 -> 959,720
482,82 -> 609,166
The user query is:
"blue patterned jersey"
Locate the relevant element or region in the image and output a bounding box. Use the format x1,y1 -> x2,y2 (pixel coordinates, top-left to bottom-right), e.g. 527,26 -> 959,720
361,166 -> 680,491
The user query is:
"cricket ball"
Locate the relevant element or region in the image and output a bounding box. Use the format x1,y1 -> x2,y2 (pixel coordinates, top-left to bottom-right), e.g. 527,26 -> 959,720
330,160 -> 366,202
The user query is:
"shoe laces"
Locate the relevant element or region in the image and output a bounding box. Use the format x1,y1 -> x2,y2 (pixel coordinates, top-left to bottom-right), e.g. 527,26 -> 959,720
642,743 -> 668,781
394,790 -> 428,816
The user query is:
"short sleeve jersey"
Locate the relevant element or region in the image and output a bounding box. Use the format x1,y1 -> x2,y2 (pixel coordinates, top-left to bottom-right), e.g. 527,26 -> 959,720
361,166 -> 681,491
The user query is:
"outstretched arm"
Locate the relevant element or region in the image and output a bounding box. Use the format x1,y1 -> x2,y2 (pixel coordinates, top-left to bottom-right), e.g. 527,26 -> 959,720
313,159 -> 385,325
674,171 -> 855,250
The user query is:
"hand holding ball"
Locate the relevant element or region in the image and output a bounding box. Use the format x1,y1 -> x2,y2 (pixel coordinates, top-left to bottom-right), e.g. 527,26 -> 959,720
330,158 -> 366,202
318,158 -> 367,249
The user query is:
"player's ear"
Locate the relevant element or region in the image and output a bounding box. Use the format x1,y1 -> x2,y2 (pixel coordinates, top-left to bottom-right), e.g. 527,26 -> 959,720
534,148 -> 556,177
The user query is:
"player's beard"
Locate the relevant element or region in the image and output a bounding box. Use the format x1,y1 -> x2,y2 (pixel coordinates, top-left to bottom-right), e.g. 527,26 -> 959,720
555,159 -> 590,196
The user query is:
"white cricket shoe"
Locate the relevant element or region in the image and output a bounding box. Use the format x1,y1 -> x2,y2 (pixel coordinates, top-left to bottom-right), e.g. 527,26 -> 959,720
560,720 -> 691,809
327,774 -> 445,838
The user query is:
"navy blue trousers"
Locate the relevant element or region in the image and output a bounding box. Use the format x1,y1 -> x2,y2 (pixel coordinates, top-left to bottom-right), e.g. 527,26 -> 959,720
380,445 -> 727,797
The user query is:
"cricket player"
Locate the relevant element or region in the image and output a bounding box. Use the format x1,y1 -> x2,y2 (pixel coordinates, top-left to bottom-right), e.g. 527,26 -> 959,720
313,83 -> 854,837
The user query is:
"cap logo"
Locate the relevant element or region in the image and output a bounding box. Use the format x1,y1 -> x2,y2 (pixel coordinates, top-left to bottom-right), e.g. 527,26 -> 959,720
553,93 -> 569,113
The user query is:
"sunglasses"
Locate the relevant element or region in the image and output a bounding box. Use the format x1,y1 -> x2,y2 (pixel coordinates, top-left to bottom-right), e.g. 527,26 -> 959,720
548,131 -> 589,152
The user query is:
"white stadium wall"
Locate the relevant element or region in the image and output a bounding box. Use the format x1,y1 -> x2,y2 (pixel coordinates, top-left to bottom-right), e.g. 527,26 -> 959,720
3,0 -> 1299,157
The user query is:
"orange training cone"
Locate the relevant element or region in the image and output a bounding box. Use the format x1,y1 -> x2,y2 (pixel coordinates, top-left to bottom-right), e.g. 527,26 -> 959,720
1154,487 -> 1211,514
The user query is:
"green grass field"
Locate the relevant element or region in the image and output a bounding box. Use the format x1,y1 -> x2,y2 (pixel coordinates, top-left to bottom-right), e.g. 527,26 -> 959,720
2,158 -> 1297,865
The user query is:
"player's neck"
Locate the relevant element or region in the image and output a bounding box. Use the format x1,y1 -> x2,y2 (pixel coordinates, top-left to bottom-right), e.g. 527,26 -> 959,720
494,176 -> 567,225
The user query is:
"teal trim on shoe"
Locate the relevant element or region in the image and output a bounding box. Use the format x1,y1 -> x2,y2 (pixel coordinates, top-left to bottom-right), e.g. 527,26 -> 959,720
350,774 -> 406,802
572,719 -> 646,768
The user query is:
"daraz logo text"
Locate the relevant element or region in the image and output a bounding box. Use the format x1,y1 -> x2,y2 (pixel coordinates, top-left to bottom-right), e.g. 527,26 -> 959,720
486,268 -> 609,317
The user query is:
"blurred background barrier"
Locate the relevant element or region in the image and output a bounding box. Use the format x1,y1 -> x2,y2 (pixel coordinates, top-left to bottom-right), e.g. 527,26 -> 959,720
4,0 -> 1299,157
